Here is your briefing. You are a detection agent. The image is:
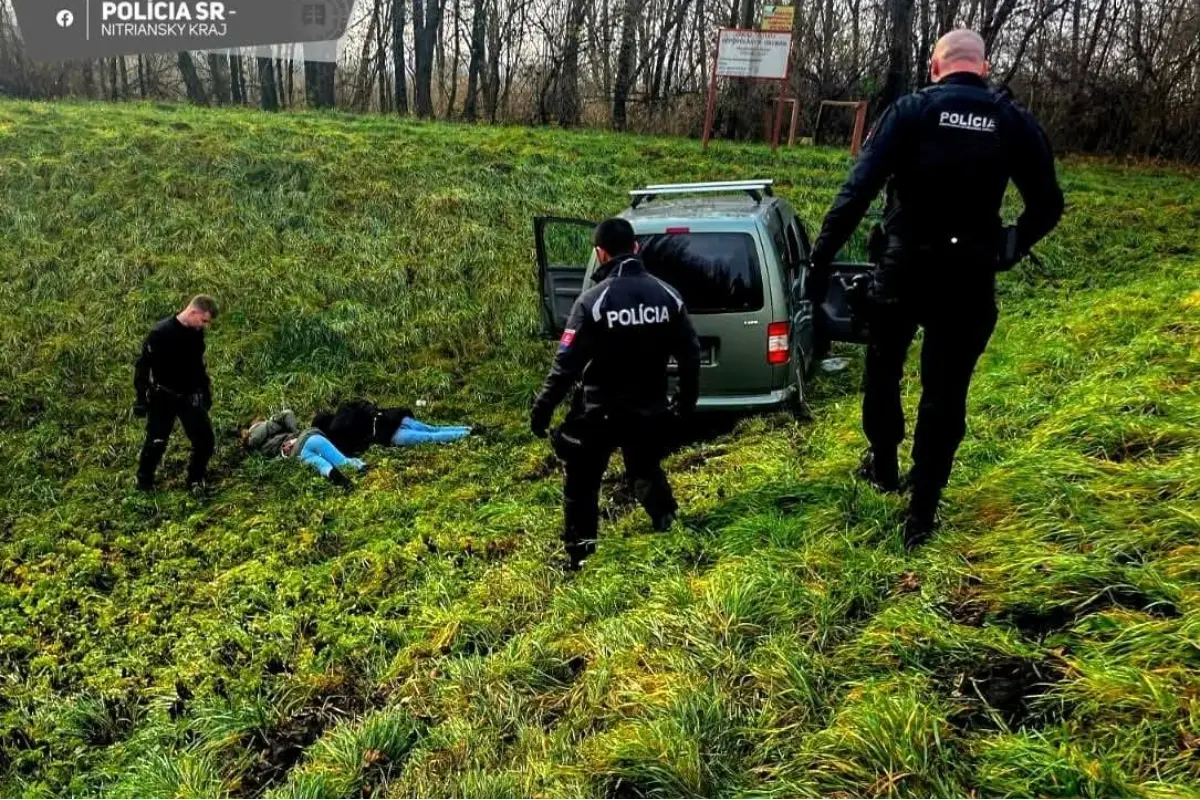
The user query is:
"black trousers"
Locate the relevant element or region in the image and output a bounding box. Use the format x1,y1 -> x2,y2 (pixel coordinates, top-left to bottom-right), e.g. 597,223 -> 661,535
862,293 -> 997,495
137,393 -> 215,485
552,411 -> 678,563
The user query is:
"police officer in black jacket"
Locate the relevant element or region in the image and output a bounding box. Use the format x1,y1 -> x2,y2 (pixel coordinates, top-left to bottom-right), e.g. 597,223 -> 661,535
531,218 -> 702,570
808,29 -> 1064,545
133,295 -> 219,491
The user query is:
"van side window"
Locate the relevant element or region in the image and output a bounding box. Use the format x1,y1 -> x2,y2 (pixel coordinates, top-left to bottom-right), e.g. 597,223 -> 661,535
770,210 -> 791,280
785,224 -> 803,271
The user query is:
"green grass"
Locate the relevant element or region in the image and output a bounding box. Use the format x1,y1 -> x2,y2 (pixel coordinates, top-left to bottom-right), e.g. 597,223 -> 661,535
0,99 -> 1197,798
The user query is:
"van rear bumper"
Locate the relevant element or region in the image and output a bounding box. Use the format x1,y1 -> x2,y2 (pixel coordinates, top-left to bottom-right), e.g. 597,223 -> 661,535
695,387 -> 793,412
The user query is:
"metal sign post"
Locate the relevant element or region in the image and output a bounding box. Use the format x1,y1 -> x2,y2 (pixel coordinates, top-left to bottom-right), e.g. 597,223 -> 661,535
702,28 -> 794,152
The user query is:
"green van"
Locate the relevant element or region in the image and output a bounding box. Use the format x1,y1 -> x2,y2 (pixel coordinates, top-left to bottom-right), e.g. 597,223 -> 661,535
536,180 -> 872,414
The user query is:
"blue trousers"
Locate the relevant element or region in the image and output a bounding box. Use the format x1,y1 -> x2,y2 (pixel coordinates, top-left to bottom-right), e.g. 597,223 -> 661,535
299,434 -> 365,478
391,417 -> 471,447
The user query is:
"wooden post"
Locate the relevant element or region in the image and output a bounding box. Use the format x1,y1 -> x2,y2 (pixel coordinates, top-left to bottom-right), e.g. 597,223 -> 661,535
770,86 -> 786,152
701,49 -> 719,151
850,100 -> 868,156
788,98 -> 801,146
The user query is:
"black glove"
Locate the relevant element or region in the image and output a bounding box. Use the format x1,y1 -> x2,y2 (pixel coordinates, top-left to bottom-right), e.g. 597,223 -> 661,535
997,225 -> 1022,271
530,401 -> 551,439
133,389 -> 150,418
806,259 -> 831,304
668,395 -> 695,422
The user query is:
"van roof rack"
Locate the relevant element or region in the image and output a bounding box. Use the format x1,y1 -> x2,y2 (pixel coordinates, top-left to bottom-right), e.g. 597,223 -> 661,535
630,179 -> 775,208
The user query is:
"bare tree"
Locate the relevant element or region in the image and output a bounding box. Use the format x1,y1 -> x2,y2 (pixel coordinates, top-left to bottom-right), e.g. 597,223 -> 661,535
413,0 -> 449,116
259,56 -> 280,111
178,51 -> 210,105
465,0 -> 486,119
208,54 -> 232,104
394,0 -> 410,113
611,0 -> 642,130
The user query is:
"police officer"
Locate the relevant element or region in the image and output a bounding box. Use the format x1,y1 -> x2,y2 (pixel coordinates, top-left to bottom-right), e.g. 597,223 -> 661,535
531,218 -> 702,570
807,29 -> 1064,545
134,294 -> 219,491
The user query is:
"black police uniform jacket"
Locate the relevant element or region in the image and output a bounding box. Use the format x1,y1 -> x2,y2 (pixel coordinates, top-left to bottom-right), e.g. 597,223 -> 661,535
810,73 -> 1064,275
532,254 -> 702,424
134,315 -> 212,408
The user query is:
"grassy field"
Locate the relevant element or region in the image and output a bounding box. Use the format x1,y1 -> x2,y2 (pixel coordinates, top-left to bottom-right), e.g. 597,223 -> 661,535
0,100 -> 1197,798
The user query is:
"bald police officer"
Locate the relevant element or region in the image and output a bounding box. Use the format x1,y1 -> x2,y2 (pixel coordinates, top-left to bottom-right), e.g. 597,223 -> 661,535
531,218 -> 702,570
808,29 -> 1064,545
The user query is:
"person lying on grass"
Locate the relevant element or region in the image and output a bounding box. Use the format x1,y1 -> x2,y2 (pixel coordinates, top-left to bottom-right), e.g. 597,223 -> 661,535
311,399 -> 474,457
244,411 -> 366,488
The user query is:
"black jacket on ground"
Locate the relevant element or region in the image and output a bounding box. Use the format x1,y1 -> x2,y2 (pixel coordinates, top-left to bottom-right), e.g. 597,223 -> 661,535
313,400 -> 414,457
532,254 -> 701,424
810,73 -> 1064,274
134,316 -> 211,405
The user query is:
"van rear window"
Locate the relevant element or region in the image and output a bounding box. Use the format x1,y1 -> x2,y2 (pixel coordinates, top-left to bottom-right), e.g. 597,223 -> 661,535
637,233 -> 764,314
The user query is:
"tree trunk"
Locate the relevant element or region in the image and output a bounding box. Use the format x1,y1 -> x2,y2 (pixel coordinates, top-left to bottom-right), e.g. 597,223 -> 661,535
178,51 -> 210,105
739,0 -> 754,27
880,0 -> 916,108
436,2 -> 447,112
276,56 -> 287,107
485,0 -> 500,121
137,56 -> 147,98
611,0 -> 641,130
109,58 -> 119,100
231,53 -> 247,103
306,51 -> 337,109
394,0 -> 410,113
413,0 -> 447,117
448,0 -> 461,115
208,53 -> 232,104
320,63 -> 336,107
465,0 -> 485,120
258,56 -> 280,111
82,61 -> 95,98
377,0 -> 391,112
305,58 -> 318,105
558,0 -> 588,126
118,56 -> 130,99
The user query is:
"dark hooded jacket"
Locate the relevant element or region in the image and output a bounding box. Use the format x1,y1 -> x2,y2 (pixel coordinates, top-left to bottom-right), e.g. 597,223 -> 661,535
312,400 -> 414,457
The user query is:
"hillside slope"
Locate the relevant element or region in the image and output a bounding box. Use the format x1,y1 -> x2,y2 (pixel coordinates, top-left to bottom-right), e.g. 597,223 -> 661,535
0,101 -> 1197,798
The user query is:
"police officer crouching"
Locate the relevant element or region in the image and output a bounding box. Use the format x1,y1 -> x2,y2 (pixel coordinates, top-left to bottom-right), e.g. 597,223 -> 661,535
531,218 -> 702,571
807,29 -> 1064,546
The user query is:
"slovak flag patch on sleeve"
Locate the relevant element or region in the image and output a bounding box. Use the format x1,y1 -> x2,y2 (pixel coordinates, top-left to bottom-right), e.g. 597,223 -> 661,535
559,329 -> 576,352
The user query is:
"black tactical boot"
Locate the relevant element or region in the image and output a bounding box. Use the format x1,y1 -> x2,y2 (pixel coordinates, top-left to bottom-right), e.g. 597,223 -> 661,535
856,448 -> 902,494
902,487 -> 941,548
327,467 -> 353,490
136,475 -> 155,493
651,511 -> 678,533
563,535 -> 596,572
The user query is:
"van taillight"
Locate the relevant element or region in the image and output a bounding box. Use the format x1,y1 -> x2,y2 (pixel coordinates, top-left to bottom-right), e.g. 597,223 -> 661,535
767,322 -> 790,365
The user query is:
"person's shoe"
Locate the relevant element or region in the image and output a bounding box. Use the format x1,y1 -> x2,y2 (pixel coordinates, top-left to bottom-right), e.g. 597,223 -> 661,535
902,488 -> 941,548
563,539 -> 595,572
327,468 -> 353,489
346,458 -> 367,473
652,512 -> 678,533
856,449 -> 901,494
